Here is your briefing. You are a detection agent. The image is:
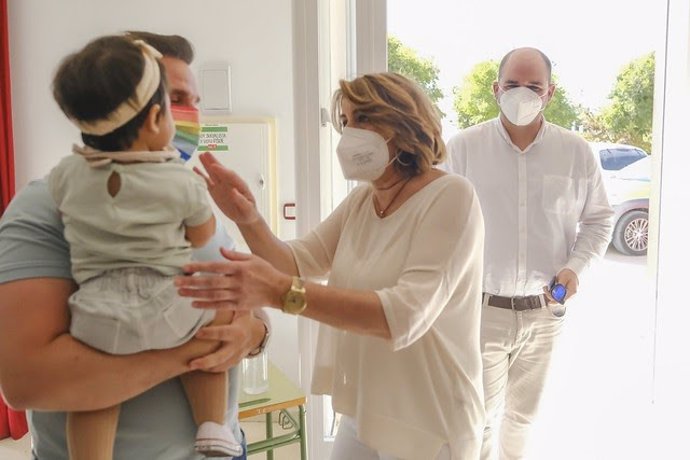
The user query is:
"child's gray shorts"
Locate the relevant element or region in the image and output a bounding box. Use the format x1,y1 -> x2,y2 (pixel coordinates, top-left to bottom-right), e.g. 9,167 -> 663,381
69,267 -> 215,355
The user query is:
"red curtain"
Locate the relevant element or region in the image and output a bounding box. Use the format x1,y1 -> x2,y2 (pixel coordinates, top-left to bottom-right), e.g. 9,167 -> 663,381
0,398 -> 27,440
0,0 -> 15,216
0,0 -> 25,441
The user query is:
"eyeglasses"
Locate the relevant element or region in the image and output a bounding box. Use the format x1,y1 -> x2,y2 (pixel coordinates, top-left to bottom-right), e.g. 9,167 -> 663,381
499,84 -> 547,96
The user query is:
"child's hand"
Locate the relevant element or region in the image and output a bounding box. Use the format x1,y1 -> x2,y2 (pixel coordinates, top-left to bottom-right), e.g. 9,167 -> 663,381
194,152 -> 260,225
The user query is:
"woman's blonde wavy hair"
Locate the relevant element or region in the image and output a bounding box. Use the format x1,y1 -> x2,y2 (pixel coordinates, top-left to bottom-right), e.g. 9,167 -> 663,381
331,72 -> 446,177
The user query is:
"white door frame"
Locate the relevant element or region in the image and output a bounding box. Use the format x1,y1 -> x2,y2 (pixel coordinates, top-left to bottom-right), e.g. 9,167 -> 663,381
649,0 -> 690,454
351,0 -> 387,75
292,1 -> 388,458
295,0 -> 690,457
292,1 -> 330,458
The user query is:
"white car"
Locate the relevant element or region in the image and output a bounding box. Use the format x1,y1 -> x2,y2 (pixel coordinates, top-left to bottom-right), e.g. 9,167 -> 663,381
589,142 -> 648,178
589,142 -> 650,255
605,156 -> 651,256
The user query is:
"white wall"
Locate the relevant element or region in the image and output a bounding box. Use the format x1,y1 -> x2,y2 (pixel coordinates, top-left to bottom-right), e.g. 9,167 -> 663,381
7,0 -> 301,383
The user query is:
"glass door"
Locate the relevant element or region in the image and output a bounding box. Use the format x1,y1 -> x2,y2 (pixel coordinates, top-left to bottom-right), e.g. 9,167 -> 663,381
383,0 -> 665,458
301,0 -> 690,457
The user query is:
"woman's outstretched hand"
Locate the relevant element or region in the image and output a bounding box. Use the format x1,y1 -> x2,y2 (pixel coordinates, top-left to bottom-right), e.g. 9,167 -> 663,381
194,152 -> 260,225
175,247 -> 291,311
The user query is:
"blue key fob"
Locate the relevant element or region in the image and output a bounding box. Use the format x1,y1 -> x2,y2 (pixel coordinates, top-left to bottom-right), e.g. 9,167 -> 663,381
549,278 -> 567,305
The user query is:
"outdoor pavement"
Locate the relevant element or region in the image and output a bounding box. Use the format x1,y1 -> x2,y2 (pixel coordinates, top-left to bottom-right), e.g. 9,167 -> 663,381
528,247 -> 656,460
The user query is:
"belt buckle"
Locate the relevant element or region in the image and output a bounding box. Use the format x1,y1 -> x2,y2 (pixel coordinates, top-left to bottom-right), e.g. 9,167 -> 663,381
510,297 -> 516,310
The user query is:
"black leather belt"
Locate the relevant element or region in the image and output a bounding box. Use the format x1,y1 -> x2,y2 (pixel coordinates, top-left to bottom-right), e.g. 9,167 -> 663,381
484,293 -> 546,311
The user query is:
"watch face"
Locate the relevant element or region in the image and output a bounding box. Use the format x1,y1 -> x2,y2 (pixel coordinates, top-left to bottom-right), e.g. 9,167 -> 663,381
284,291 -> 306,314
286,292 -> 299,303
282,277 -> 307,314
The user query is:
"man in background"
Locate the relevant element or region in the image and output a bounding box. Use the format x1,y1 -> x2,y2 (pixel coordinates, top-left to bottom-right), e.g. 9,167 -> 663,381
444,47 -> 613,459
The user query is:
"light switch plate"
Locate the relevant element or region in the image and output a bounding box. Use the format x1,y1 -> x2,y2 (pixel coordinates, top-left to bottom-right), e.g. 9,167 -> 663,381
200,64 -> 232,114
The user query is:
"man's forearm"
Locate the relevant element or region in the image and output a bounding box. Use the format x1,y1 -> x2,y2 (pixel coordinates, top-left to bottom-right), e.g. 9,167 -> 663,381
0,278 -> 224,412
4,333 -> 216,412
567,220 -> 614,275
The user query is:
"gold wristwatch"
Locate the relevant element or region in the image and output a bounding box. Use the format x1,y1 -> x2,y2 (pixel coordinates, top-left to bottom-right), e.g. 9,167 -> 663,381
281,276 -> 307,315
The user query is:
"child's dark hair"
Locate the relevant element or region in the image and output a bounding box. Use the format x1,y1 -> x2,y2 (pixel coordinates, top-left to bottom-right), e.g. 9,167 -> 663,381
52,35 -> 168,152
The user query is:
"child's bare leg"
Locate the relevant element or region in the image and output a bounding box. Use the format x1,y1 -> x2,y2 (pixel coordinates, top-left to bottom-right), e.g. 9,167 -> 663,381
180,309 -> 234,425
181,310 -> 242,457
67,404 -> 121,460
180,370 -> 228,424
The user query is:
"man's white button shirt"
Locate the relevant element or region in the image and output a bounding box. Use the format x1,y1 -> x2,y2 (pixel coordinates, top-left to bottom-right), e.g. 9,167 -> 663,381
445,117 -> 614,297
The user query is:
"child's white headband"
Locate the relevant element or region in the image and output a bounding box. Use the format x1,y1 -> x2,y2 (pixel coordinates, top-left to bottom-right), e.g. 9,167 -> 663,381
72,40 -> 163,136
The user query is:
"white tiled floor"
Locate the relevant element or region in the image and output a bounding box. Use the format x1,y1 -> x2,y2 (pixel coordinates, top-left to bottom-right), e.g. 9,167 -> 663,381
0,433 -> 31,460
0,415 -> 302,460
0,249 -> 656,460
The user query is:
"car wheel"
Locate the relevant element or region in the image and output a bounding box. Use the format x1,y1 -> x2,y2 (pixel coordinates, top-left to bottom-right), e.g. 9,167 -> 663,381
613,210 -> 649,256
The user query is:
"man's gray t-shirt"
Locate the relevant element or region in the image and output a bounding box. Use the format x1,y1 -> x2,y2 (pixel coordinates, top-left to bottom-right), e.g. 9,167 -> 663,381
0,179 -> 242,460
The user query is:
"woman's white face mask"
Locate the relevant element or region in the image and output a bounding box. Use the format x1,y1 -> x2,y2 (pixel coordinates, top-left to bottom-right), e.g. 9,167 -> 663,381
497,86 -> 548,126
336,127 -> 396,181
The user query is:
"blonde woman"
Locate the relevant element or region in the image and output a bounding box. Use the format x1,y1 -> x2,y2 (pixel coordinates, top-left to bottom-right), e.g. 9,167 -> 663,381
176,73 -> 486,459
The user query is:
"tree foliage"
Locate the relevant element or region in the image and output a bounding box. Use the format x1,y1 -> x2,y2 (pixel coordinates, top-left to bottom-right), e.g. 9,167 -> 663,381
389,41 -> 654,151
597,52 -> 655,153
452,61 -> 500,128
452,60 -> 578,130
387,36 -> 443,106
577,105 -> 614,144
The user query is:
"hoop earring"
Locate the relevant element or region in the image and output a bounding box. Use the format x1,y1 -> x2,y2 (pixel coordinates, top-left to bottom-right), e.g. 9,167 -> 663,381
396,151 -> 414,167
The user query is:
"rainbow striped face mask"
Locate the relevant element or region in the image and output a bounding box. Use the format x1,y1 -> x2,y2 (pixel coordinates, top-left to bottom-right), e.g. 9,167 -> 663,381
170,105 -> 201,162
